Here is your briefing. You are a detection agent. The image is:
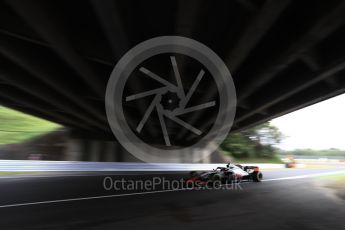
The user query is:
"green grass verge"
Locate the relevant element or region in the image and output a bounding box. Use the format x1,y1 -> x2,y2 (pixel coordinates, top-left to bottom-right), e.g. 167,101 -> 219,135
317,173 -> 345,180
0,106 -> 61,145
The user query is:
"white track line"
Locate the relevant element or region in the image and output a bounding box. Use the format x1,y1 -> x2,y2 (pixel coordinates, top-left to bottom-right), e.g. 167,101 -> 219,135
0,188 -> 187,209
262,170 -> 345,181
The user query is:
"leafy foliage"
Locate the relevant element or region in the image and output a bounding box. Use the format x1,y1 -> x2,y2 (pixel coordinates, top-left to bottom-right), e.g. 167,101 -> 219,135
221,122 -> 283,159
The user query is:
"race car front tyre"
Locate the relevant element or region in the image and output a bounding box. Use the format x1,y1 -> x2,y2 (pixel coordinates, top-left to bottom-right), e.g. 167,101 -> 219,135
252,172 -> 263,182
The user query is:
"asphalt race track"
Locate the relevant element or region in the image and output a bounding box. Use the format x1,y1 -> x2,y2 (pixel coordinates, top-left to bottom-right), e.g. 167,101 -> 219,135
0,167 -> 344,230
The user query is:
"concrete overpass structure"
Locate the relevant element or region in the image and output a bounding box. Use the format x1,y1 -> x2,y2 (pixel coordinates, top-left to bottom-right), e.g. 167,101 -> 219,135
1,0 -> 345,161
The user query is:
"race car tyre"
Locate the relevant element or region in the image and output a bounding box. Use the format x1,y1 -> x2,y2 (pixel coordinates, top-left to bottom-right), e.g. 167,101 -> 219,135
213,180 -> 222,189
252,172 -> 263,182
212,174 -> 222,183
212,174 -> 222,188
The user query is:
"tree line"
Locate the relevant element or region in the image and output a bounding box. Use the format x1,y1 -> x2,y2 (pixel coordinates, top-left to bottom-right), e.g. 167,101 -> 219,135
280,148 -> 345,157
221,122 -> 283,159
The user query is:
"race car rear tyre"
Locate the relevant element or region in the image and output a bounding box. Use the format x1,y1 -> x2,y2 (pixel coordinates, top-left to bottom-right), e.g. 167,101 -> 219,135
212,174 -> 222,188
212,174 -> 222,183
252,172 -> 263,182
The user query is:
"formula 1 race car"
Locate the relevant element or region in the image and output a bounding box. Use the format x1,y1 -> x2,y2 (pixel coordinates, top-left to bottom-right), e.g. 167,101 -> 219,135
186,163 -> 263,185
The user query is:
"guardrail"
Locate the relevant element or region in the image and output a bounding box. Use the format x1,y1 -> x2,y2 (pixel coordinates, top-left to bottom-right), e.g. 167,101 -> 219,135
0,160 -> 285,172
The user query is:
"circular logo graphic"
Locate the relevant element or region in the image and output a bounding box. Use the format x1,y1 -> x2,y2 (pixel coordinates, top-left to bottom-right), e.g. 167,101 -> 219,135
105,36 -> 236,162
